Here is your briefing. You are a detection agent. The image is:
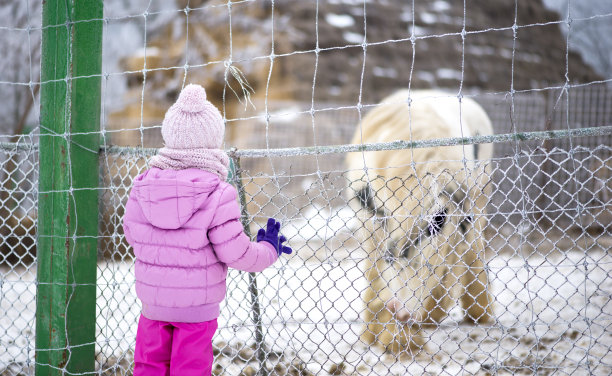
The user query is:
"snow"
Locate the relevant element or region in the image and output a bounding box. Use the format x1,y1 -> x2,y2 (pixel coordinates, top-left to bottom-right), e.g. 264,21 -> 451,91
400,9 -> 413,23
282,206 -> 360,242
410,26 -> 429,37
133,46 -> 160,58
372,66 -> 399,79
257,106 -> 302,124
0,269 -> 35,369
343,31 -> 364,44
436,68 -> 463,80
500,48 -> 513,59
416,71 -> 436,83
328,86 -> 342,96
431,1 -> 451,12
325,14 -> 355,28
465,45 -> 497,56
2,211 -> 611,375
214,241 -> 612,375
420,12 -> 438,25
517,52 -> 543,63
4,246 -> 612,375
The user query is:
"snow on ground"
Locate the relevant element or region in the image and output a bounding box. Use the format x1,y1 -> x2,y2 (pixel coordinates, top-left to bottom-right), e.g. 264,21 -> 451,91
325,14 -> 355,28
215,245 -> 612,375
282,206 -> 360,243
2,235 -> 611,375
0,267 -> 35,373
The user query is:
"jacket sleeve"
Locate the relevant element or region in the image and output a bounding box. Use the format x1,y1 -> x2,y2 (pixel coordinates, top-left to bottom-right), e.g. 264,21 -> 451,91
208,184 -> 278,272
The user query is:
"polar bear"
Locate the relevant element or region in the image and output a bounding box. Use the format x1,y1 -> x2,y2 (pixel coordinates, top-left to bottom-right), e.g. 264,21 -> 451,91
345,90 -> 494,354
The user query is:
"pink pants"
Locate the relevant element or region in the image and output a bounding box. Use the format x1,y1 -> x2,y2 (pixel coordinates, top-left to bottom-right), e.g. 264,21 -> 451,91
134,315 -> 218,376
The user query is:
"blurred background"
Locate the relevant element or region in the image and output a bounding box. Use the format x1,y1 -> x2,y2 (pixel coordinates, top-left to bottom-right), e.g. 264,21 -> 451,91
1,0 -> 610,146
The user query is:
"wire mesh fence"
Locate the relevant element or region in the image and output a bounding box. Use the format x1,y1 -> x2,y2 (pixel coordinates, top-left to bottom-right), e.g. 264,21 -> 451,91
2,80 -> 612,376
0,141 -> 37,376
2,131 -> 611,375
96,130 -> 612,375
1,0 -> 612,375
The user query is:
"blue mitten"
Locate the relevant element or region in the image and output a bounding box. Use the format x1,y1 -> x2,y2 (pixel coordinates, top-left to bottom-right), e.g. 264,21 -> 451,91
257,218 -> 293,256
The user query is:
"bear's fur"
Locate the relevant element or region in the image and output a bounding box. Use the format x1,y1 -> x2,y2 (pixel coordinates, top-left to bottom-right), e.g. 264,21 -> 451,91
345,90 -> 494,355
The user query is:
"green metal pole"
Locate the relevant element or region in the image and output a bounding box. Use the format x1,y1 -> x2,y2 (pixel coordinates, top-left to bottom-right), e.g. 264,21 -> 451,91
36,1 -> 102,375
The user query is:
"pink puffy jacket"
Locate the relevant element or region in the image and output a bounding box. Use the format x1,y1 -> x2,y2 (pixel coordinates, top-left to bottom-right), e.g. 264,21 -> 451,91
122,167 -> 278,323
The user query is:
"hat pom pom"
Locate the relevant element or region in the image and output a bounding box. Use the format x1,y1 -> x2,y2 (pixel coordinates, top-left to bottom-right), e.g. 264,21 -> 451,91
175,84 -> 208,113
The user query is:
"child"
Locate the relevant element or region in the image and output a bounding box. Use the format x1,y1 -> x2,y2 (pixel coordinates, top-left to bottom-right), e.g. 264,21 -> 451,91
122,84 -> 292,376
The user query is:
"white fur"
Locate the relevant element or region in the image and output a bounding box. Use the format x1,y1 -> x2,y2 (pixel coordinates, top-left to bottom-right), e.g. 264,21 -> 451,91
345,90 -> 494,354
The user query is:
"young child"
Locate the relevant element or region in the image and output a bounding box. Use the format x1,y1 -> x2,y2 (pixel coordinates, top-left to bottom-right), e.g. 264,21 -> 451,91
122,84 -> 292,376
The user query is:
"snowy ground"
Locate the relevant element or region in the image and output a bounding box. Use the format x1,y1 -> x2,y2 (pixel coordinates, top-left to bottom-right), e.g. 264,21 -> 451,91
2,233 -> 611,375
217,242 -> 612,376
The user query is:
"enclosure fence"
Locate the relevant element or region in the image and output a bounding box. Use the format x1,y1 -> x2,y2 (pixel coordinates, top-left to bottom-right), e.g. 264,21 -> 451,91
1,1 -> 612,376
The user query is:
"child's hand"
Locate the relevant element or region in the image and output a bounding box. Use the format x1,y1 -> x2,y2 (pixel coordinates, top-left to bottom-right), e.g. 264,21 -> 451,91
257,218 -> 292,256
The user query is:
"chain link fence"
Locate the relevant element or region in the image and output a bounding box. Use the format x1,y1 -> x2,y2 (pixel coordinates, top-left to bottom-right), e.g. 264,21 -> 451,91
98,123 -> 612,375
1,0 -> 612,374
0,90 -> 612,375
0,87 -> 611,376
0,141 -> 37,376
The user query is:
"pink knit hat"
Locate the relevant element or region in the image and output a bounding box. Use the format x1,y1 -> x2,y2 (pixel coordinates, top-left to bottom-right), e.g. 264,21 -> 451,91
161,84 -> 224,149
149,84 -> 229,179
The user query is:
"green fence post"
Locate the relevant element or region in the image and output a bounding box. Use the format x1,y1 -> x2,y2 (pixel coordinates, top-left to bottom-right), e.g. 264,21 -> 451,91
35,1 -> 103,374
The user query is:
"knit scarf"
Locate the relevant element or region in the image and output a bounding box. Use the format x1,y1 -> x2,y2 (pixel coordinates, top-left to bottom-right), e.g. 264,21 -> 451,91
149,147 -> 229,181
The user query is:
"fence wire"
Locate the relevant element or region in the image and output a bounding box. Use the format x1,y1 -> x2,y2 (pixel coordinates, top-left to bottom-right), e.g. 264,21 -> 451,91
1,1 -> 612,376
0,92 -> 611,376
97,132 -> 612,376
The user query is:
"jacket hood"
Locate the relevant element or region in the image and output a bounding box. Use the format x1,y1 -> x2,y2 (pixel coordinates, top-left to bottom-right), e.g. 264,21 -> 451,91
131,168 -> 221,229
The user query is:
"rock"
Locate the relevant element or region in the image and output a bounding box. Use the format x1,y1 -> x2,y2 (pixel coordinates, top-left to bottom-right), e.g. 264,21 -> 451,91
109,0 -> 601,147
